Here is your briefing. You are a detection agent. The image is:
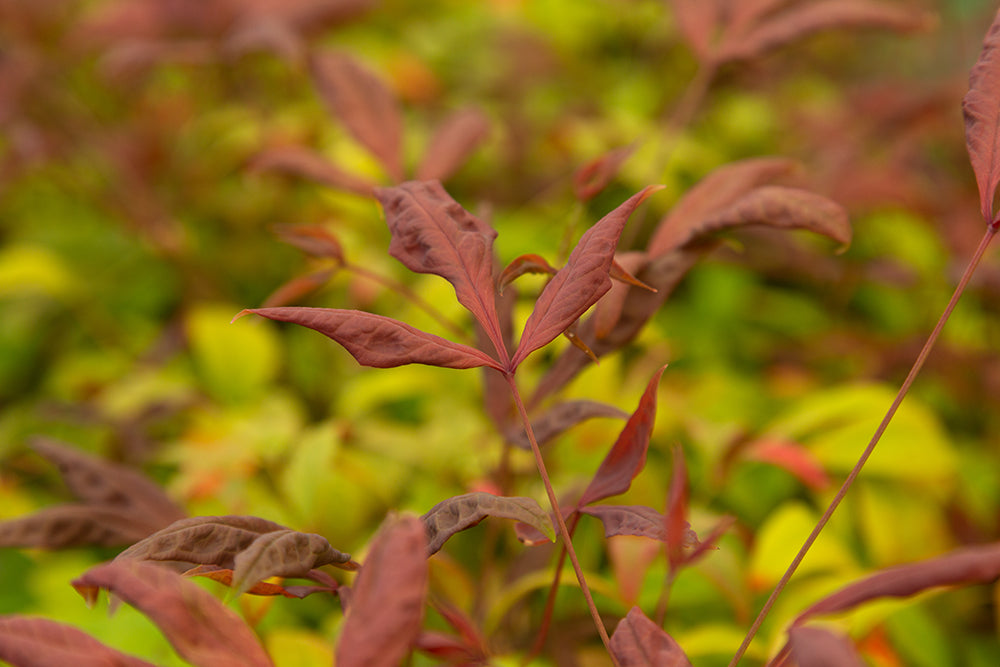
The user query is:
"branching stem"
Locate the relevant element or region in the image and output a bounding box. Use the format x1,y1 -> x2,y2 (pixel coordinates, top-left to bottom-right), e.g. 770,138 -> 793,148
729,226 -> 997,666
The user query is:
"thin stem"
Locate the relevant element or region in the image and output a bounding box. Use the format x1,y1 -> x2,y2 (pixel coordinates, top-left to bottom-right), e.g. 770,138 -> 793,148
728,227 -> 997,666
346,261 -> 471,342
503,372 -> 617,662
654,565 -> 677,627
523,513 -> 581,664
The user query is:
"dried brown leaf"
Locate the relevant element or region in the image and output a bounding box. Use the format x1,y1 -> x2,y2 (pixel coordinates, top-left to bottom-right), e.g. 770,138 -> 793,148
116,515 -> 289,568
422,492 -> 554,555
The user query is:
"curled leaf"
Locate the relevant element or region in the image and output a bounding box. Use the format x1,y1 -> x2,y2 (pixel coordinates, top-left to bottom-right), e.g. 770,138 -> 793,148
497,253 -> 558,294
580,505 -> 666,541
232,529 -> 357,598
422,492 -> 554,555
235,307 -> 501,370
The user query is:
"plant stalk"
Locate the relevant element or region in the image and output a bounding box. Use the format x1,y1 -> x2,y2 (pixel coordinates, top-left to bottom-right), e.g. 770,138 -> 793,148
504,373 -> 617,663
728,226 -> 997,666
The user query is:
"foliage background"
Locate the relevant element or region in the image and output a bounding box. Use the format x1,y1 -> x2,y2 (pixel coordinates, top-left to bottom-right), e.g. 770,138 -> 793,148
2,0 -> 1000,665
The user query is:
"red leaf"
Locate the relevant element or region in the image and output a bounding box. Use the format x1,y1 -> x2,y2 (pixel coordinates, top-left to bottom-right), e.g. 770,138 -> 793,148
578,365 -> 667,507
666,0 -> 722,62
336,514 -> 428,667
416,107 -> 491,182
235,307 -> 501,370
665,445 -> 689,570
72,560 -> 274,667
746,438 -> 832,491
0,616 -> 157,667
648,157 -> 798,256
788,626 -> 865,667
717,1 -> 933,64
512,186 -> 662,368
793,541 -> 1000,623
610,607 -> 693,667
505,400 -> 628,450
272,224 -> 345,261
310,51 -> 404,181
963,7 -> 1000,224
261,269 -> 335,308
579,505 -> 666,540
573,143 -> 636,201
376,181 -> 507,361
249,146 -> 377,197
497,253 -> 558,294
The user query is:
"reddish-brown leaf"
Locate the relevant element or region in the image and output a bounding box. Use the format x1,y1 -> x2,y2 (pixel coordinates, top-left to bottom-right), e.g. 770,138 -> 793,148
248,146 -> 377,197
416,107 -> 491,182
747,438 -> 832,491
272,224 -> 345,261
422,492 -> 553,555
235,307 -> 501,370
610,607 -> 693,667
0,505 -> 158,549
505,400 -> 628,450
578,365 -> 667,507
31,437 -> 186,528
665,445 -> 689,570
310,51 -> 404,181
232,529 -> 357,597
717,1 -> 933,64
0,616 -> 157,667
648,157 -> 798,256
579,505 -> 666,540
336,514 -> 428,667
512,186 -> 662,368
376,181 -> 507,361
610,257 -> 656,292
497,253 -> 558,294
793,542 -> 1000,623
666,0 -> 722,62
73,560 -> 274,667
573,143 -> 636,201
963,7 -> 1000,223
787,626 -> 865,667
593,252 -> 649,340
261,269 -> 335,308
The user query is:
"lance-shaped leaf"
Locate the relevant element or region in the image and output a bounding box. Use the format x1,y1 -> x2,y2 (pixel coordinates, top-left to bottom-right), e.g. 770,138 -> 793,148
787,626 -> 865,667
249,146 -> 377,197
376,181 -> 507,360
665,445 -> 690,570
232,529 -> 357,598
72,560 -> 274,667
577,366 -> 667,507
667,0 -> 721,62
235,307 -> 501,370
337,514 -> 428,667
512,186 -> 662,368
505,400 -> 628,450
716,1 -> 933,64
422,492 -> 554,555
792,541 -> 1000,624
310,51 -> 404,181
0,505 -> 159,549
580,505 -> 666,541
963,7 -> 1000,224
574,143 -> 636,201
273,224 -> 345,262
416,107 -> 491,182
610,607 -> 693,667
31,437 -> 186,528
746,438 -> 831,491
0,616 -> 157,667
261,269 -> 336,308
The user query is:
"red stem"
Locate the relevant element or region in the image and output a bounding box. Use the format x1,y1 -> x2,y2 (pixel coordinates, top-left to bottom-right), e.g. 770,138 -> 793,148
728,227 -> 996,666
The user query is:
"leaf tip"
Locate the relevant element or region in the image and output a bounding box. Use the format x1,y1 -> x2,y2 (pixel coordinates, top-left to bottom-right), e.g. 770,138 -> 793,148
231,309 -> 255,324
